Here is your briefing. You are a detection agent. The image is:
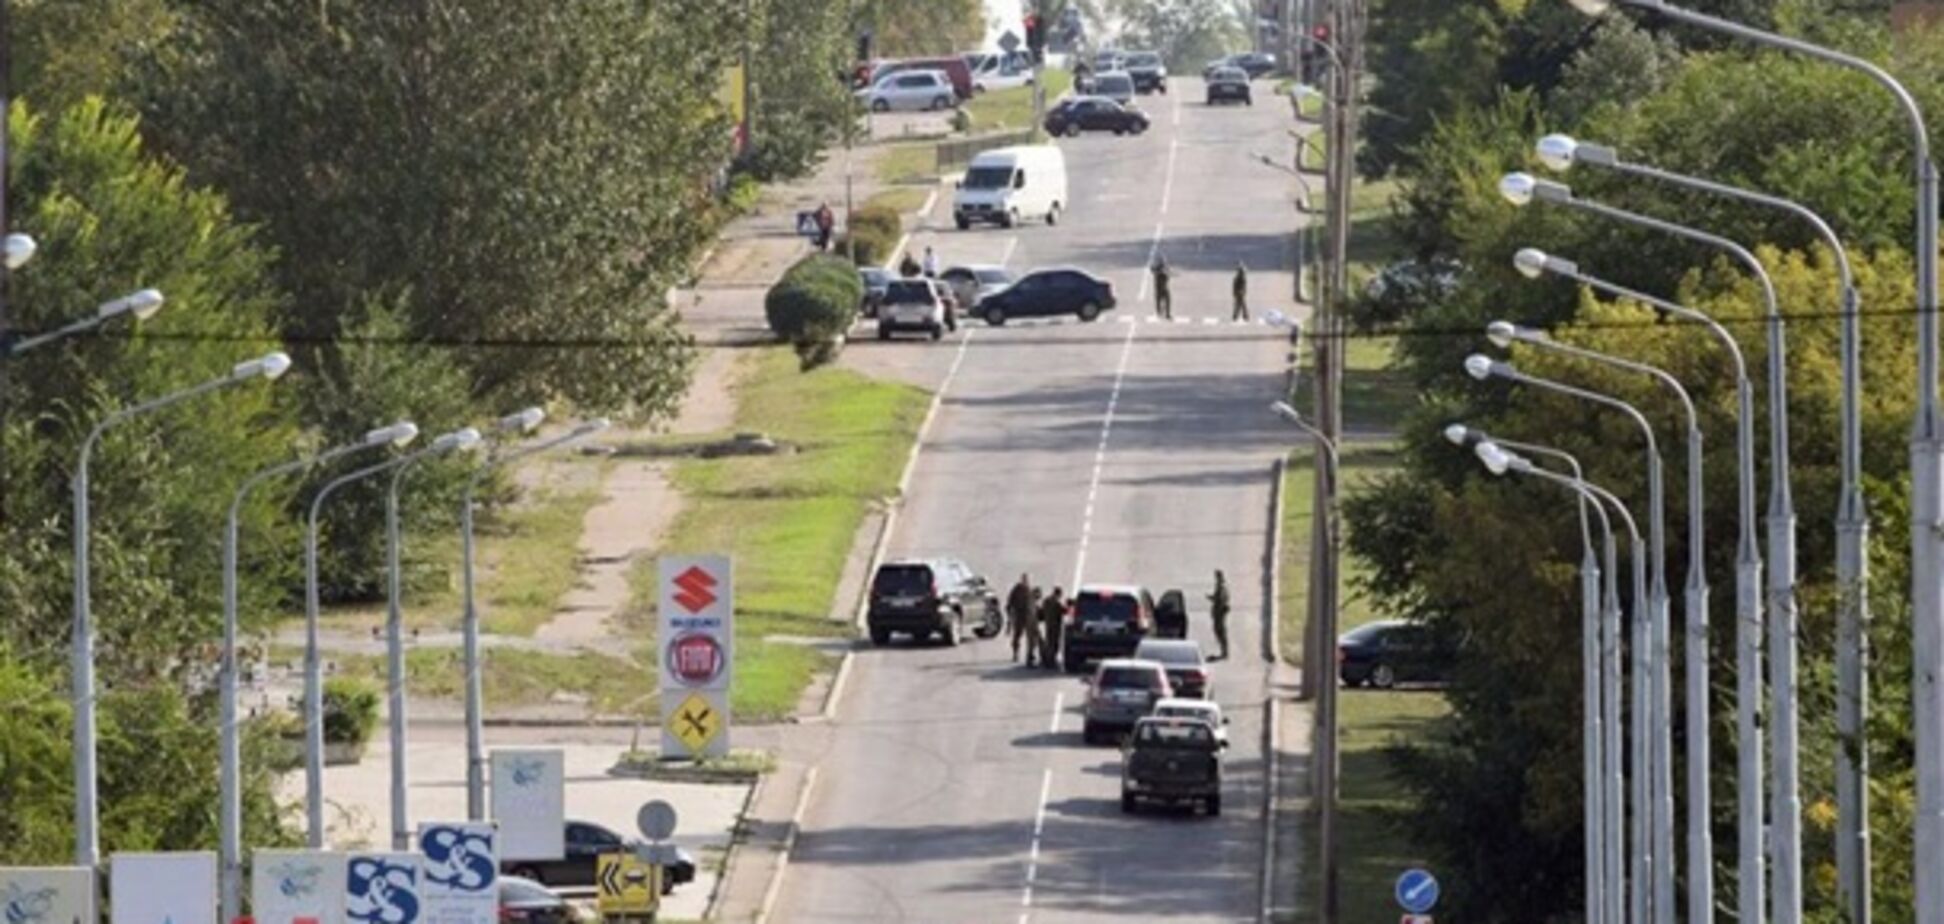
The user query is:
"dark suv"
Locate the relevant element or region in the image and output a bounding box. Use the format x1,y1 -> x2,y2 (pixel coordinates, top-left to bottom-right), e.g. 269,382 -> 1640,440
867,558 -> 1001,646
1121,716 -> 1223,815
1062,583 -> 1155,672
1122,51 -> 1168,93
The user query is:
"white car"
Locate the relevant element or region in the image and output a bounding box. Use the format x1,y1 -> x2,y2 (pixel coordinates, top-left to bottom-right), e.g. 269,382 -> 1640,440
1152,697 -> 1229,748
857,70 -> 957,113
971,54 -> 1035,93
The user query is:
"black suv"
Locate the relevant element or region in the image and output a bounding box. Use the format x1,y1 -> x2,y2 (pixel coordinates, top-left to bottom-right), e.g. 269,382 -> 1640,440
1122,716 -> 1224,815
867,558 -> 1001,646
976,268 -> 1117,326
1122,51 -> 1168,94
1062,584 -> 1155,672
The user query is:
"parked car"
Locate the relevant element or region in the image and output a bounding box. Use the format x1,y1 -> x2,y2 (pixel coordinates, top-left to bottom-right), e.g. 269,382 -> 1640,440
1232,51 -> 1278,78
1090,70 -> 1137,106
968,51 -> 1035,93
1121,715 -> 1224,815
1133,638 -> 1211,699
1092,50 -> 1127,74
878,278 -> 957,340
858,266 -> 893,318
1042,96 -> 1150,138
974,268 -> 1116,327
1082,658 -> 1172,743
1122,51 -> 1168,93
1152,697 -> 1229,748
867,558 -> 1001,646
1062,583 -> 1156,672
869,56 -> 977,99
856,70 -> 957,113
1338,619 -> 1454,688
938,264 -> 1015,311
1205,66 -> 1252,105
500,820 -> 695,894
499,875 -> 582,924
953,145 -> 1068,229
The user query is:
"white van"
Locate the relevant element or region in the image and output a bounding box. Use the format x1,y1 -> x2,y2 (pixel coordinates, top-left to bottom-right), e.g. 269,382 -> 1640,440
952,145 -> 1068,230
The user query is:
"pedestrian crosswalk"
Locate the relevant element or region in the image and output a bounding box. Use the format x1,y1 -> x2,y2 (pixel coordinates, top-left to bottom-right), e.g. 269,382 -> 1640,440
1116,315 -> 1286,327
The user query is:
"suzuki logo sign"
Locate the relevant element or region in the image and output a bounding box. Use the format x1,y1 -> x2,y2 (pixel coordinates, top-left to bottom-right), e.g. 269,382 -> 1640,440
659,556 -> 733,758
672,566 -> 719,614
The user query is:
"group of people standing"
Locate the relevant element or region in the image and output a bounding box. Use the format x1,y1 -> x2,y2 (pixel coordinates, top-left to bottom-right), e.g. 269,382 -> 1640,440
1006,576 -> 1070,669
1148,256 -> 1251,321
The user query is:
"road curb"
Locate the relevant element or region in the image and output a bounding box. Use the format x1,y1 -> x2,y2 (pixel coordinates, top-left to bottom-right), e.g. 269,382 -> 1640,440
818,649 -> 858,721
706,770 -> 767,921
1261,695 -> 1282,922
1265,456 -> 1285,664
755,764 -> 820,924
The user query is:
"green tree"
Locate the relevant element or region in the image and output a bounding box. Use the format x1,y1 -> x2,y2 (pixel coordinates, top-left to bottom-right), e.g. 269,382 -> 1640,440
1109,0 -> 1246,70
12,0 -> 178,112
858,0 -> 984,58
744,0 -> 854,181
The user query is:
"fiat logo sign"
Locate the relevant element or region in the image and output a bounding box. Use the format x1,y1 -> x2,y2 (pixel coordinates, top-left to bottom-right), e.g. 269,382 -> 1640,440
666,633 -> 726,687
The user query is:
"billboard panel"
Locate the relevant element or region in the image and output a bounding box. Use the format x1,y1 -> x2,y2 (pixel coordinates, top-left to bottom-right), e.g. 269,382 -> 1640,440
251,849 -> 346,924
0,867 -> 96,924
345,852 -> 420,924
109,852 -> 216,924
490,750 -> 564,862
416,823 -> 496,924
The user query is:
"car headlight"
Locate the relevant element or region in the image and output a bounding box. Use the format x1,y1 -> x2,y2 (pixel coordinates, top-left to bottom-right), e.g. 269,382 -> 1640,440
1124,779 -> 1145,791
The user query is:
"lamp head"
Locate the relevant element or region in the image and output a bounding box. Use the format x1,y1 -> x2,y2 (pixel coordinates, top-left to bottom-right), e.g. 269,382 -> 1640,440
100,288 -> 166,322
1499,172 -> 1537,207
575,417 -> 613,437
233,351 -> 292,381
499,406 -> 546,434
1566,0 -> 1613,15
1475,440 -> 1513,476
1293,83 -> 1322,101
4,233 -> 38,271
432,427 -> 484,453
1271,401 -> 1304,425
1513,248 -> 1549,280
1464,353 -> 1498,381
1442,423 -> 1472,447
1536,134 -> 1578,172
364,421 -> 420,447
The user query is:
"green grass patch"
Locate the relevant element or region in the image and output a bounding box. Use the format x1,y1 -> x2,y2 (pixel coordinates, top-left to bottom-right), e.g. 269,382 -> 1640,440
1277,443 -> 1401,664
1287,337 -> 1415,433
632,347 -> 929,720
324,647 -> 657,718
1346,177 -> 1403,285
876,143 -> 939,185
1308,690 -> 1451,921
864,186 -> 931,215
965,69 -> 1074,133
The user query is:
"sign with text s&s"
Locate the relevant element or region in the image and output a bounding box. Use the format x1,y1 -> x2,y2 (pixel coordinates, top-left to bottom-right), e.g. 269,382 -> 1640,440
251,849 -> 346,924
417,823 -> 497,924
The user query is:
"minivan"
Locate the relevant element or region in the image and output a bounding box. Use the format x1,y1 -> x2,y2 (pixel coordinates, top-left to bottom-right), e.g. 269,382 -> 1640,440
952,145 -> 1068,230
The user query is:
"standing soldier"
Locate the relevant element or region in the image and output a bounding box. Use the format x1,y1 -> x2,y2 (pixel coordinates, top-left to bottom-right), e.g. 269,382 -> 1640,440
1208,569 -> 1231,659
1231,261 -> 1250,321
1039,586 -> 1067,671
1007,573 -> 1035,663
1151,255 -> 1173,319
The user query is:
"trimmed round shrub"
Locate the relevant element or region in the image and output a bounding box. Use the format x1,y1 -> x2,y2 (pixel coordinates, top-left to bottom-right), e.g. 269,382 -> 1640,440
766,254 -> 862,367
842,203 -> 903,266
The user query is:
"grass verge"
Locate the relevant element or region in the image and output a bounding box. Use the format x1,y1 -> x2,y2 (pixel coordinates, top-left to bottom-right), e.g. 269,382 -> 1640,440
319,647 -> 657,719
864,186 -> 932,215
876,143 -> 939,185
965,69 -> 1074,132
630,347 -> 929,721
1346,176 -> 1403,284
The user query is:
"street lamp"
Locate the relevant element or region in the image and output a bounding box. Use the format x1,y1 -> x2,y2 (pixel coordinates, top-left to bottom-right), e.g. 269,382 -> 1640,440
460,413 -> 611,820
386,426 -> 484,849
1271,399 -> 1342,923
1515,244 -> 1768,923
300,425 -> 475,848
5,232 -> 37,270
1537,132 -> 1867,918
1446,424 -> 1617,924
70,349 -> 292,868
2,287 -> 164,357
1502,172 -> 1797,924
1466,351 -> 1665,923
217,420 -> 416,922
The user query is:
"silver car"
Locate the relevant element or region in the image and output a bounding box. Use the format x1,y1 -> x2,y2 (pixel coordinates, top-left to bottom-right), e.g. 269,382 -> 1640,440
1081,658 -> 1173,744
937,264 -> 1014,313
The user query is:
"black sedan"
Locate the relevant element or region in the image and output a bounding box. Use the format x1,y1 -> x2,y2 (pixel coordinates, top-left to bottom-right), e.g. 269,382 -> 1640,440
1043,96 -> 1150,137
501,819 -> 696,895
499,875 -> 575,924
974,268 -> 1116,325
1338,619 -> 1453,688
1205,67 -> 1252,105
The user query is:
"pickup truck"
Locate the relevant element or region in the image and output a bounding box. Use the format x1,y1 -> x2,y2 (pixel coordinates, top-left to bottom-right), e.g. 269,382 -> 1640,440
1121,716 -> 1223,815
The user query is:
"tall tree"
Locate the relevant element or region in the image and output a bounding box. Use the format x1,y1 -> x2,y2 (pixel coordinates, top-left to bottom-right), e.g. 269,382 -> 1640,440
1109,0 -> 1246,69
858,0 -> 984,58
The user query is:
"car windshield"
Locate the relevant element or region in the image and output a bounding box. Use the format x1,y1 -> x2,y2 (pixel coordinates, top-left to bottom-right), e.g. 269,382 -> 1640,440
975,268 -> 1012,285
884,281 -> 935,303
1343,621 -> 1396,644
1138,644 -> 1201,666
963,166 -> 1013,190
1100,666 -> 1164,690
1127,53 -> 1160,67
1215,68 -> 1246,81
1136,722 -> 1215,748
1076,592 -> 1137,623
1098,76 -> 1132,92
873,565 -> 932,594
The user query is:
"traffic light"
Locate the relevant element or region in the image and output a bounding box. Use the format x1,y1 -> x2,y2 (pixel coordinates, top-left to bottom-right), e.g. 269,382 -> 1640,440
856,30 -> 873,63
1312,23 -> 1330,42
1025,13 -> 1046,62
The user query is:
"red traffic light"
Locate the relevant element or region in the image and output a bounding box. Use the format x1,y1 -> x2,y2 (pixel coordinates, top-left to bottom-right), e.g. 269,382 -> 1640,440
1312,23 -> 1330,41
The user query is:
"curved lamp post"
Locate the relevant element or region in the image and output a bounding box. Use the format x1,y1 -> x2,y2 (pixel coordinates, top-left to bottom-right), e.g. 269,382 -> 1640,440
460,414 -> 611,819
1467,351 -> 1664,923
217,420 -> 416,921
1489,319 -> 1694,924
1503,171 -> 1798,924
301,426 -> 478,848
3,286 -> 164,358
1447,424 -> 1617,924
71,350 -> 292,868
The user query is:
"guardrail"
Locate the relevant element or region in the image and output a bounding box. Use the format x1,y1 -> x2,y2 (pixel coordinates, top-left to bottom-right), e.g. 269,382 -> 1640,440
936,129 -> 1038,174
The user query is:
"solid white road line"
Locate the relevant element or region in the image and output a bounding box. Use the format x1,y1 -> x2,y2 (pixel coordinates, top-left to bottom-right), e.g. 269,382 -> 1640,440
1071,320 -> 1138,589
1049,691 -> 1065,735
1135,139 -> 1181,303
1000,235 -> 1019,267
1020,767 -> 1055,920
756,765 -> 821,924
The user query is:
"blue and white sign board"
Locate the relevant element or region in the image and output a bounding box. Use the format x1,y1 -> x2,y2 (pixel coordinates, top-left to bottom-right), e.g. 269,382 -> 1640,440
1395,868 -> 1440,914
251,849 -> 346,924
0,867 -> 96,924
345,852 -> 421,924
490,749 -> 565,862
110,852 -> 216,924
417,823 -> 497,924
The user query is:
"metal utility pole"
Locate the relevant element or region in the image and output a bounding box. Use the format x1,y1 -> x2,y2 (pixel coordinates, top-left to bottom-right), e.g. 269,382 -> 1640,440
1,0 -> 14,517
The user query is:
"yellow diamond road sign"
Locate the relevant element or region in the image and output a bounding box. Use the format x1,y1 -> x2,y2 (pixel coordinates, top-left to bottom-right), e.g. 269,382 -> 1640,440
597,851 -> 659,914
667,692 -> 723,753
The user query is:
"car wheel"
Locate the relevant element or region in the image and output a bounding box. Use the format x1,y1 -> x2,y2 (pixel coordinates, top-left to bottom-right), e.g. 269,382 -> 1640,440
1077,301 -> 1101,322
955,216 -> 971,230
1122,792 -> 1137,814
929,323 -> 943,341
870,627 -> 891,646
1064,652 -> 1083,673
871,99 -> 889,113
1207,795 -> 1222,816
984,306 -> 1006,326
934,96 -> 953,111
1046,203 -> 1060,226
1372,663 -> 1397,689
1082,721 -> 1099,745
878,325 -> 892,341
1113,128 -> 1125,136
1065,123 -> 1081,138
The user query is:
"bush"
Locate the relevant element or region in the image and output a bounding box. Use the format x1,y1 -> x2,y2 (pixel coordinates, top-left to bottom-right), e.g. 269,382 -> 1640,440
766,255 -> 862,369
842,204 -> 903,266
322,677 -> 381,746
950,108 -> 974,134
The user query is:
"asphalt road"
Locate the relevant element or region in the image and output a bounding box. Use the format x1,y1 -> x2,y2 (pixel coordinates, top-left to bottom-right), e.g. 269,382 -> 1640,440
774,77 -> 1302,923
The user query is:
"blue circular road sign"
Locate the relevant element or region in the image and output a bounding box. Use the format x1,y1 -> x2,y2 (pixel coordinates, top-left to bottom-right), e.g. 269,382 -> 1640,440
1395,868 -> 1439,914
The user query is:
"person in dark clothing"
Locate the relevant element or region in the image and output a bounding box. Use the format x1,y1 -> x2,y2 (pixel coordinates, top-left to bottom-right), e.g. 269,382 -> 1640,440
1232,261 -> 1250,321
899,251 -> 922,277
1007,574 -> 1036,663
1208,570 -> 1231,659
1151,256 -> 1172,319
813,202 -> 835,252
1038,586 -> 1067,671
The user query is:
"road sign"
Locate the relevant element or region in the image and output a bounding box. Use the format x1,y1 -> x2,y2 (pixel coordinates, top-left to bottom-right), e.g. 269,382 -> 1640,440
665,690 -> 726,755
795,211 -> 819,238
596,852 -> 659,915
418,822 -> 497,924
111,852 -> 217,924
637,800 -> 679,842
997,30 -> 1021,53
660,556 -> 732,758
1395,868 -> 1440,914
1,867 -> 97,924
492,750 -> 565,862
251,850 -> 347,924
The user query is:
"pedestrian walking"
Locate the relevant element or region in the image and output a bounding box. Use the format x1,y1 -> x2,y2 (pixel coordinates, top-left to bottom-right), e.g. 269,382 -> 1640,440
1208,570 -> 1231,659
1007,573 -> 1035,663
1231,261 -> 1250,321
1151,256 -> 1172,319
922,245 -> 940,279
1039,586 -> 1067,671
813,202 -> 836,252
